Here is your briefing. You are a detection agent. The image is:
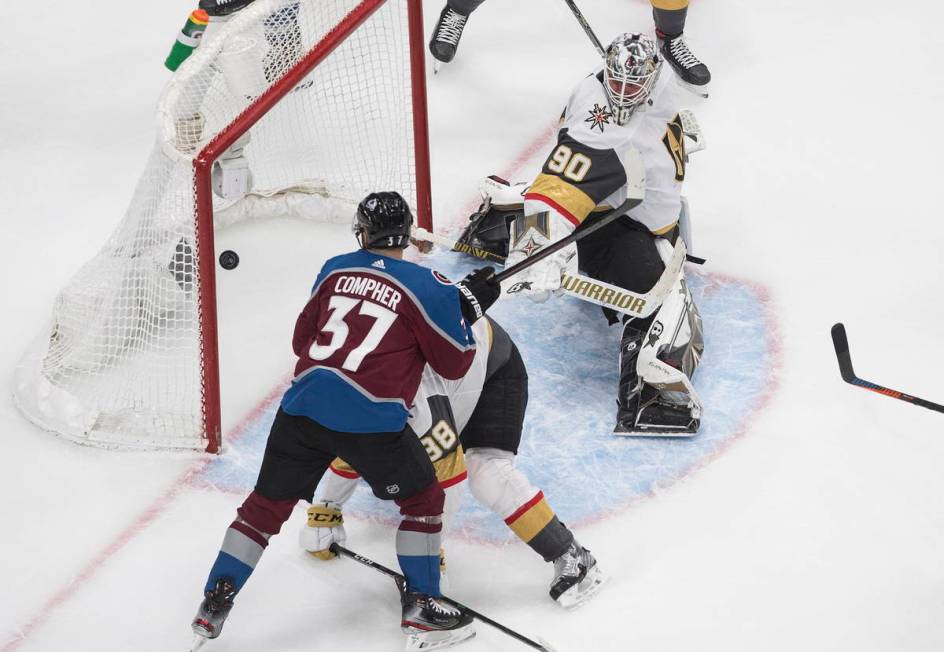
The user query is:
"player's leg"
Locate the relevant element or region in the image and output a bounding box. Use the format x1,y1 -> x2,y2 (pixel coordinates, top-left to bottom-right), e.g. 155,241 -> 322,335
651,0 -> 711,88
462,341 -> 605,607
192,408 -> 334,641
429,0 -> 485,63
330,427 -> 474,647
576,218 -> 702,433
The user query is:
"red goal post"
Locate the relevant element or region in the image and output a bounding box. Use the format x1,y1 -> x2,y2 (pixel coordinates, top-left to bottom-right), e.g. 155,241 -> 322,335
13,0 -> 432,454
194,0 -> 432,453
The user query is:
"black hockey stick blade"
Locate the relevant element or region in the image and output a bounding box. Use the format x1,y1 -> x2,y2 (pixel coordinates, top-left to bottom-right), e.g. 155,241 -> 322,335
331,544 -> 558,651
831,323 -> 944,414
830,323 -> 856,383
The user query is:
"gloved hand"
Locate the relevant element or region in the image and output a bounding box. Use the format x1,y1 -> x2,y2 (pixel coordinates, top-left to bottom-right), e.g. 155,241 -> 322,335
455,266 -> 501,323
503,244 -> 576,303
299,501 -> 346,560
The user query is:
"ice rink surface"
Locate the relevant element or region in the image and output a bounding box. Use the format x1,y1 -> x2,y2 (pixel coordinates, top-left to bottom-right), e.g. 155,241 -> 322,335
3,1 -> 944,650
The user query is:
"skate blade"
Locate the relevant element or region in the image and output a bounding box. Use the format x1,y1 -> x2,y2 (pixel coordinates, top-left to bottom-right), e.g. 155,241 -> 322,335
674,77 -> 709,98
404,623 -> 475,651
554,565 -> 607,610
613,423 -> 699,438
190,634 -> 210,651
613,429 -> 698,438
432,59 -> 444,75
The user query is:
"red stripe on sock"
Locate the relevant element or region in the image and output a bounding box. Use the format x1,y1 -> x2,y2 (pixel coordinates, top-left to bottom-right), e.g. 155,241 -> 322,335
230,520 -> 268,548
505,491 -> 544,525
398,520 -> 443,534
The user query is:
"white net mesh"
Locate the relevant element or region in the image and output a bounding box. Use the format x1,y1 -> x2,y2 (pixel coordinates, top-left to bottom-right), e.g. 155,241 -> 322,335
14,0 -> 421,450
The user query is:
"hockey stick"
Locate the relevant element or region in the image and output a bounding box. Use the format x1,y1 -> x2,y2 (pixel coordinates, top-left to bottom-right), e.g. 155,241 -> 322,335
413,222 -> 687,319
331,544 -> 558,651
562,0 -> 605,57
830,323 -> 944,414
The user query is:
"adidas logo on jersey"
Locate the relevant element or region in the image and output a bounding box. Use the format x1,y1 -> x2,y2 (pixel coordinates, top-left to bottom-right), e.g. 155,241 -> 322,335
371,259 -> 386,269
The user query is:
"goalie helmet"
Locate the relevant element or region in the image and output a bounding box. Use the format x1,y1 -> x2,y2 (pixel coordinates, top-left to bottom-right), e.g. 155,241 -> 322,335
603,33 -> 662,124
353,191 -> 413,249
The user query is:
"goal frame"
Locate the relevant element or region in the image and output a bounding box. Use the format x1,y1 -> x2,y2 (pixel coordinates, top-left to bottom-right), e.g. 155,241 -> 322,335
193,0 -> 432,453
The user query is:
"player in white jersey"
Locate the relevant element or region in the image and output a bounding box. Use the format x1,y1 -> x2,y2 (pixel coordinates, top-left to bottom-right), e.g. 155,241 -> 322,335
302,316 -> 605,609
464,33 -> 704,436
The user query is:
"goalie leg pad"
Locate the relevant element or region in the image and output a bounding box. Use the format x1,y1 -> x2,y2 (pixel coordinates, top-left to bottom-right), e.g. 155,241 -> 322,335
620,271 -> 704,436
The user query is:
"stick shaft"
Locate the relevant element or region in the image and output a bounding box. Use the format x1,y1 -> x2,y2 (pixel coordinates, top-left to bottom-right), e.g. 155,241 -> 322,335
330,544 -> 553,651
562,0 -> 605,57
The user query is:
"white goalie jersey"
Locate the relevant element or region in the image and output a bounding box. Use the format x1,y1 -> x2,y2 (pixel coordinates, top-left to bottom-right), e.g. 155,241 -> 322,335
523,64 -> 685,236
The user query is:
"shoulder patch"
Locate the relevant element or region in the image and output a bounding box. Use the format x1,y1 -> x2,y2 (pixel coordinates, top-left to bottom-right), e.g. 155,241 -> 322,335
584,103 -> 613,133
431,270 -> 453,285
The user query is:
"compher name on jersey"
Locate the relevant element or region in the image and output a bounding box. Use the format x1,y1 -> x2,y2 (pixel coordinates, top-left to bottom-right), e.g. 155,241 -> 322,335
333,274 -> 403,311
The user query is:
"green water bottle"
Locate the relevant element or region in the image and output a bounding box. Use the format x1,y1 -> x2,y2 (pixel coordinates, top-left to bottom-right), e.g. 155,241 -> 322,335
164,9 -> 210,72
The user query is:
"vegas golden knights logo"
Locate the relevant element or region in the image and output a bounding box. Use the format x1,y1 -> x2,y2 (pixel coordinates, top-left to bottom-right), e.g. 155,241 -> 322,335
662,113 -> 687,182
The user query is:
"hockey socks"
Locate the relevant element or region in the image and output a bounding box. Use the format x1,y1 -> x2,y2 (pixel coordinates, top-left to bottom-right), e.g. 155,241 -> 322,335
504,491 -> 574,562
466,448 -> 574,562
395,482 -> 446,597
203,491 -> 294,594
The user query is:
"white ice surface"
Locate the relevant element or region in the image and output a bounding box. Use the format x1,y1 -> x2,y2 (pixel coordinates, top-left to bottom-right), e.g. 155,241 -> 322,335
3,1 -> 944,651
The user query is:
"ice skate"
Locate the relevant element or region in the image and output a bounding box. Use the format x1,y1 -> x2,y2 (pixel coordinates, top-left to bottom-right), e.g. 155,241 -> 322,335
549,542 -> 606,609
429,6 -> 468,66
191,578 -> 236,646
401,591 -> 475,651
615,385 -> 700,437
659,33 -> 711,97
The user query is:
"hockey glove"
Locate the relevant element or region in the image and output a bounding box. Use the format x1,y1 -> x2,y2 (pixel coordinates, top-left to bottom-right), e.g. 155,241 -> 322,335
504,207 -> 577,302
299,502 -> 346,560
456,266 -> 500,323
504,243 -> 576,303
199,0 -> 259,16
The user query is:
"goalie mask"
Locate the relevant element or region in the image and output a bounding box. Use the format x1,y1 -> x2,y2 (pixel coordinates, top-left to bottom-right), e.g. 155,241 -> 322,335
603,33 -> 661,124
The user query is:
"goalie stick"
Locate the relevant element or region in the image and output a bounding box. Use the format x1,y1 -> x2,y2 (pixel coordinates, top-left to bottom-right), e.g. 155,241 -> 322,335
830,323 -> 944,414
330,544 -> 558,652
413,219 -> 691,320
562,0 -> 605,57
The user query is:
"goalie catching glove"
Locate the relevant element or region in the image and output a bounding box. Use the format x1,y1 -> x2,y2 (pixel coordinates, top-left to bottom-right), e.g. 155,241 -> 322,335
299,501 -> 345,560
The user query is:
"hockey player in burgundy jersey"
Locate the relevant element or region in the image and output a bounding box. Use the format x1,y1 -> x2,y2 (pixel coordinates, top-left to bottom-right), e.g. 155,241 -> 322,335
304,316 -> 606,609
190,192 -> 500,652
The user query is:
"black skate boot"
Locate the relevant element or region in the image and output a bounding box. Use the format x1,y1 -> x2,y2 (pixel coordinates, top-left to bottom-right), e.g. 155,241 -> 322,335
659,32 -> 711,90
401,591 -> 475,651
191,578 -> 237,649
633,385 -> 700,436
549,541 -> 606,609
429,6 -> 469,64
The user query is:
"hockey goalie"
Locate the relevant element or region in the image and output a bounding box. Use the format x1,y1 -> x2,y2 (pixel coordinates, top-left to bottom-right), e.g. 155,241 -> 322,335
459,32 -> 705,436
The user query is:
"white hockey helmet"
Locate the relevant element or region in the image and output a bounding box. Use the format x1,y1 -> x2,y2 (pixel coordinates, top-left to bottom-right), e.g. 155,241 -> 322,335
603,33 -> 661,123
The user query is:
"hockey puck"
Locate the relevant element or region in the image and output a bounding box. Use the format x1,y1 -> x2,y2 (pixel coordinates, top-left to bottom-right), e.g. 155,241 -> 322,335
219,250 -> 240,270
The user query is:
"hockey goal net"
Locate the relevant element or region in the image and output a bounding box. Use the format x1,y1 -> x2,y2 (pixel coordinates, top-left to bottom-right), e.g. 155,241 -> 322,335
13,0 -> 431,453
